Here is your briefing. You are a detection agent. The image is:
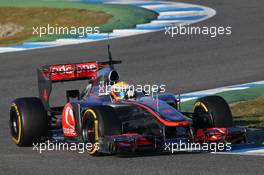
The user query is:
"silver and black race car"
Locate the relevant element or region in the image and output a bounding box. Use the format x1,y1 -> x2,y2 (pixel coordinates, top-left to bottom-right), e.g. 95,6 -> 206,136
10,48 -> 246,155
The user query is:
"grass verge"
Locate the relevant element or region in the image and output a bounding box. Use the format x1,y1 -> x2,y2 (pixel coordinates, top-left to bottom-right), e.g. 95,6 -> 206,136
0,7 -> 111,46
0,0 -> 158,46
231,95 -> 264,128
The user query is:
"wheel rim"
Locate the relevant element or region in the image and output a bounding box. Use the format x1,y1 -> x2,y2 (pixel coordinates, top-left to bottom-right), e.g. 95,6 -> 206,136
82,109 -> 99,155
83,116 -> 96,143
10,104 -> 21,144
194,103 -> 212,130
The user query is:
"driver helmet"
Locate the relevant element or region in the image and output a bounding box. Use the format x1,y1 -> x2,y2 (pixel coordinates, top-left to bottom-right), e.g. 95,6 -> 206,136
111,81 -> 129,100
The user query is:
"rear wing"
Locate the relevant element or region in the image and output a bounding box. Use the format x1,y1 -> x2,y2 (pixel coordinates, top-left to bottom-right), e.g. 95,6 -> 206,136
37,61 -> 101,110
37,60 -> 121,111
40,61 -> 99,82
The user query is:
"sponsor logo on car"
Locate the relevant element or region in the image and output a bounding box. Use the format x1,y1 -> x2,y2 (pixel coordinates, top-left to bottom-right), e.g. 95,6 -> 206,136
62,103 -> 77,137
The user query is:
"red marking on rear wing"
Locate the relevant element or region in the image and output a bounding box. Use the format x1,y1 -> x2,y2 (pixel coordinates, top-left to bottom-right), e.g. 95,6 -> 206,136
42,61 -> 101,82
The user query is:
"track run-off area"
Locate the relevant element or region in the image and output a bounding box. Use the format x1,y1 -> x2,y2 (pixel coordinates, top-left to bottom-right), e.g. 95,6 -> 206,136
0,0 -> 215,53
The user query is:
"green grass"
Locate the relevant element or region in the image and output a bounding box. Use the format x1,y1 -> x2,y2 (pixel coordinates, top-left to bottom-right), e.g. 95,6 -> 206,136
231,95 -> 264,128
0,7 -> 111,46
0,0 -> 158,45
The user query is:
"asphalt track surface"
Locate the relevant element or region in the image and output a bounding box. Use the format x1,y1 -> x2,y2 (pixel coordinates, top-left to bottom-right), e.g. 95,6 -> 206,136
1,0 -> 264,174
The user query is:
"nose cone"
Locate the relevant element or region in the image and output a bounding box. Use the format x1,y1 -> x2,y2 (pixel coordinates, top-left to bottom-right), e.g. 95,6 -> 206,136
139,97 -> 187,122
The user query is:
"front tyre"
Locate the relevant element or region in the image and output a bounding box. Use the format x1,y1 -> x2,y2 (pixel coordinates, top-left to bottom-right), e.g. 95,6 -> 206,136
10,97 -> 48,146
193,95 -> 233,131
82,106 -> 121,156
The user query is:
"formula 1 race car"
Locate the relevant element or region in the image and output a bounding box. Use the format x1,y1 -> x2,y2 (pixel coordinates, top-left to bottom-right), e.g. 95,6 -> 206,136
10,48 -> 246,155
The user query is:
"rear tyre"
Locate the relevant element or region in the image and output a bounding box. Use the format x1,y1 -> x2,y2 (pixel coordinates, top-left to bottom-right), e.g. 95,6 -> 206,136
82,106 -> 121,156
10,97 -> 48,146
193,95 -> 233,131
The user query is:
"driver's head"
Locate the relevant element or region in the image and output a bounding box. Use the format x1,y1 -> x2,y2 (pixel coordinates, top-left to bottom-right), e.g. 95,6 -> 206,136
111,81 -> 129,100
